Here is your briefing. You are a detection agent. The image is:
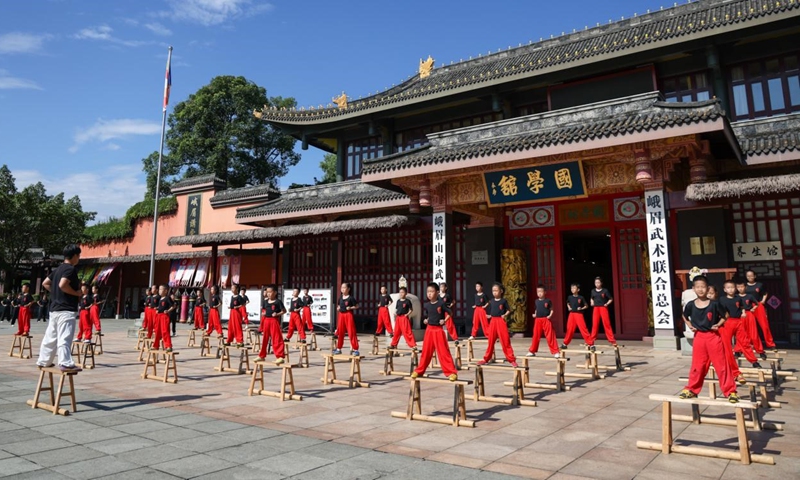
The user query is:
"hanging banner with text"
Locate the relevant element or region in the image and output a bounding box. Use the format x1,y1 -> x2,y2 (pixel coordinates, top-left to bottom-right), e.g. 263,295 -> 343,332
645,190 -> 674,330
733,241 -> 783,262
185,194 -> 201,236
433,212 -> 446,284
483,161 -> 587,206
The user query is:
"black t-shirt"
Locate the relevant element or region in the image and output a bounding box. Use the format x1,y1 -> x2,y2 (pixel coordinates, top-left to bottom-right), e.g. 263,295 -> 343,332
264,299 -> 285,318
567,295 -> 587,312
739,293 -> 759,311
423,298 -> 451,326
745,282 -> 767,301
92,293 -> 102,305
289,297 -> 304,312
148,294 -> 159,309
440,292 -> 453,308
80,295 -> 92,310
474,292 -> 487,307
338,296 -> 357,313
535,298 -> 553,318
196,295 -> 206,307
591,288 -> 612,306
230,294 -> 242,309
302,294 -> 313,306
487,298 -> 510,317
719,296 -> 745,318
18,293 -> 33,307
683,299 -> 725,332
396,298 -> 412,316
157,296 -> 174,314
47,263 -> 80,313
242,294 -> 250,305
379,294 -> 392,307
210,294 -> 220,308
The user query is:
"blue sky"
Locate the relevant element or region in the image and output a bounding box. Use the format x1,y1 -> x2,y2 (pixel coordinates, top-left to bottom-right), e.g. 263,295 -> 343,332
0,0 -> 669,221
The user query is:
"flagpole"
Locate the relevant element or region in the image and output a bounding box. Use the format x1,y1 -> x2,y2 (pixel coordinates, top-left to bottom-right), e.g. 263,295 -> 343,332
148,45 -> 172,287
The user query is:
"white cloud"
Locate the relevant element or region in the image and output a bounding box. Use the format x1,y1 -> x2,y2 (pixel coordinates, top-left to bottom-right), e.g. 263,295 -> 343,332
161,0 -> 274,26
0,70 -> 42,90
73,25 -> 150,47
70,119 -> 162,153
13,164 -> 147,221
144,22 -> 172,36
0,32 -> 52,54
103,143 -> 122,151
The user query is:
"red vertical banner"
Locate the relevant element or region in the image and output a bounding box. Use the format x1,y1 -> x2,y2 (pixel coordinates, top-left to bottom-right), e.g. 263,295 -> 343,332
219,257 -> 230,288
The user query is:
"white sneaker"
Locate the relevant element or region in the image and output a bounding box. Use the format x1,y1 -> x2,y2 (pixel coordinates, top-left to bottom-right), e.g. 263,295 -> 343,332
526,351 -> 535,357
554,353 -> 560,358
468,336 -> 475,341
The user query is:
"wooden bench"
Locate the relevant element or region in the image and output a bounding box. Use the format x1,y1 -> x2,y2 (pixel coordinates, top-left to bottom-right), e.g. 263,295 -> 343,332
187,329 -> 199,347
135,329 -> 147,350
27,366 -> 77,415
710,365 -> 797,388
320,354 -> 369,388
137,339 -> 154,362
380,347 -> 419,377
548,349 -> 604,381
8,334 -> 33,359
141,350 -> 179,384
474,364 -> 536,407
214,336 -> 227,359
286,342 -> 310,368
674,378 -> 782,431
637,394 -> 774,465
390,376 -> 475,427
77,343 -> 96,370
247,329 -> 262,351
505,354 -> 571,392
248,361 -> 302,401
466,338 -> 494,364
215,345 -> 251,374
93,332 -> 104,355
578,344 -> 629,372
432,344 -> 465,371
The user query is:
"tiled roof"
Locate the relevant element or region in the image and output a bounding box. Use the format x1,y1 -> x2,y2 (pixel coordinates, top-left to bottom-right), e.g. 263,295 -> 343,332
171,174 -> 226,190
210,183 -> 280,207
732,113 -> 800,157
256,0 -> 798,124
362,92 -> 726,176
235,180 -> 408,220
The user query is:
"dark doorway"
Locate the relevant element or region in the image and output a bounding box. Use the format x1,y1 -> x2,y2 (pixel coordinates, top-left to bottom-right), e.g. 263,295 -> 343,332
562,229 -> 614,334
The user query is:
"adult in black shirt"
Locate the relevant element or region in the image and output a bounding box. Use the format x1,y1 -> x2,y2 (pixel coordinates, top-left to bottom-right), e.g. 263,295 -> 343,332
1,295 -> 10,321
37,294 -> 49,322
36,244 -> 82,372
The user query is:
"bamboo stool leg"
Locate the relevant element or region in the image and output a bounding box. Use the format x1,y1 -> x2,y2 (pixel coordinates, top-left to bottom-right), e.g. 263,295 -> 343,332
31,369 -> 46,408
735,408 -> 751,464
187,329 -> 196,347
468,341 -> 474,362
372,336 -> 379,355
309,332 -> 317,350
662,401 -> 673,454
8,335 -> 18,357
93,333 -> 103,355
22,336 -> 32,359
66,374 -> 77,412
299,344 -> 309,368
53,374 -> 67,416
454,344 -> 462,370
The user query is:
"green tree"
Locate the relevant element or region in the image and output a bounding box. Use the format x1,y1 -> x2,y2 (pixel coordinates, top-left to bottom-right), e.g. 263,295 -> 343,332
143,75 -> 300,195
316,153 -> 337,184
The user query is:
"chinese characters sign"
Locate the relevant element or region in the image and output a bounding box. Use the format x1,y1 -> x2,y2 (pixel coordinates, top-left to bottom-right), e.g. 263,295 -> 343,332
645,190 -> 674,330
558,200 -> 609,226
483,161 -> 586,206
433,212 -> 446,283
185,194 -> 202,235
732,242 -> 783,262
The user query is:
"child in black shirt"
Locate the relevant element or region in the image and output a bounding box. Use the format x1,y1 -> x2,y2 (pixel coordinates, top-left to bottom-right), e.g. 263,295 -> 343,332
412,282 -> 458,381
257,285 -> 286,364
589,277 -> 616,346
561,283 -> 592,350
390,287 -> 417,350
375,285 -> 394,337
468,282 -> 489,340
334,283 -> 359,355
478,282 -> 517,367
528,284 -> 560,357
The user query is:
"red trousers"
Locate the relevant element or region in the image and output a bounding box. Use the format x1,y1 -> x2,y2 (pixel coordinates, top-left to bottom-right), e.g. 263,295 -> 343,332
564,312 -> 592,346
258,317 -> 285,359
685,330 -> 736,396
286,311 -> 306,340
206,308 -> 223,336
529,317 -> 560,354
302,306 -> 313,330
375,307 -> 393,334
193,306 -> 204,329
735,311 -> 764,355
484,317 -> 516,363
445,316 -> 459,341
16,306 -> 31,335
391,314 -> 416,348
336,311 -> 359,350
152,313 -> 173,350
414,325 -> 457,376
720,318 -> 753,378
145,308 -> 156,338
78,310 -> 91,340
470,307 -> 489,337
90,305 -> 101,332
239,306 -> 248,326
227,308 -> 244,343
590,306 -> 615,344
753,303 -> 775,348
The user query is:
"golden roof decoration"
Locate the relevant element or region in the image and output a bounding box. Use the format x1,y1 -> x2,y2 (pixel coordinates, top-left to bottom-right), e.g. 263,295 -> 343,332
419,55 -> 434,79
332,92 -> 348,109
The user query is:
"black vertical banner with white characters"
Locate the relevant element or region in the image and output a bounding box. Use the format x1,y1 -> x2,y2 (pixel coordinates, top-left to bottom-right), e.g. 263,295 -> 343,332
185,194 -> 201,236
645,190 -> 674,330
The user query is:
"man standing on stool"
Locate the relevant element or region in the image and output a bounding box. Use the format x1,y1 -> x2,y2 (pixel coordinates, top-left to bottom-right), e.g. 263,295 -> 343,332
36,244 -> 82,372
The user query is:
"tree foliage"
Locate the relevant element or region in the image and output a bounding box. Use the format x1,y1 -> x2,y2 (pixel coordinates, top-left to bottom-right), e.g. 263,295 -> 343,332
83,196 -> 178,244
317,153 -> 337,184
0,165 -> 95,287
143,75 -> 300,197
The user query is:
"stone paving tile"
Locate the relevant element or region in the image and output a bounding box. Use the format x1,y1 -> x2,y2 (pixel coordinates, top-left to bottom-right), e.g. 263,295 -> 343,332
248,451 -> 334,477
21,445 -> 106,468
0,457 -> 42,477
115,444 -> 196,466
94,467 -> 183,479
84,436 -> 159,455
51,456 -> 140,479
149,453 -> 237,478
193,465 -> 285,480
3,468 -> 73,479
2,437 -> 74,456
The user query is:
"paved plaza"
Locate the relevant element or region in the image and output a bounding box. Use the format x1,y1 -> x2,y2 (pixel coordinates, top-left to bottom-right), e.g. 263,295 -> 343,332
0,319 -> 797,479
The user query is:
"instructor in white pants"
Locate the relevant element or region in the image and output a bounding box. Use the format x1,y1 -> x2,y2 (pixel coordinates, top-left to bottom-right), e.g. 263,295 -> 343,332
36,244 -> 82,372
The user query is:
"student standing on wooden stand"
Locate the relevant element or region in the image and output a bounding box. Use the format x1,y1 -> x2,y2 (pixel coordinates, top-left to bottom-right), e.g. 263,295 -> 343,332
412,282 -> 458,381
374,285 -> 394,337
467,281 -> 489,340
153,285 -> 176,352
145,285 -> 159,339
90,285 -> 103,337
478,282 -> 518,367
333,283 -> 359,356
285,288 -> 306,343
257,285 -> 286,364
527,284 -> 560,358
718,281 -> 760,379
390,286 -> 417,351
239,287 -> 250,329
225,284 -> 245,347
206,286 -> 223,337
678,275 -> 739,403
439,282 -> 459,345
301,288 -> 314,332
15,284 -> 34,337
745,270 -> 777,351
735,280 -> 767,361
36,244 -> 83,372
560,283 -> 593,350
193,288 -> 206,330
589,277 -> 616,346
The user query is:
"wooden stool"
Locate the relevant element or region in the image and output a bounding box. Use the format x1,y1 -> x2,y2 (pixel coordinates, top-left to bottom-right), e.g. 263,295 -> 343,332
511,354 -> 571,392
390,377 -> 474,427
287,343 -> 309,368
676,376 -> 782,411
547,349 -> 604,381
247,329 -> 262,351
28,366 -> 78,415
79,343 -> 96,370
248,361 -> 302,401
93,332 -> 104,355
71,341 -> 82,357
138,339 -> 154,362
8,334 -> 33,359
135,329 -> 147,350
380,348 -> 419,377
321,354 -> 369,388
674,378 -> 782,430
637,394 -> 774,465
308,332 -> 318,351
187,329 -> 198,347
578,344 -> 629,372
467,338 -> 493,363
215,345 -> 251,374
371,335 -> 380,355
474,364 -> 536,407
141,350 -> 179,383
215,336 -> 226,359
199,333 -> 213,357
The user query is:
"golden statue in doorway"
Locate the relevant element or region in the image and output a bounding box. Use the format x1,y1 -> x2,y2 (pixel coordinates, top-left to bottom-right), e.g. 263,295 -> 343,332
501,248 -> 528,333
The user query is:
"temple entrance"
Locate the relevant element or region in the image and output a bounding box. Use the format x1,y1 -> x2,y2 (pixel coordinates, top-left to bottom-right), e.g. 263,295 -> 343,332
561,229 -> 615,337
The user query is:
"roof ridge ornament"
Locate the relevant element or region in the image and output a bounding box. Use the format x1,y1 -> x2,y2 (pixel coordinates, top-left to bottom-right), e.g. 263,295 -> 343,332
419,55 -> 434,78
332,91 -> 348,109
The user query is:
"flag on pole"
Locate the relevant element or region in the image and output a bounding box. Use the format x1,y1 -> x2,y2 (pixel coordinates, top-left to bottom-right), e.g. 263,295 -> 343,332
163,49 -> 172,109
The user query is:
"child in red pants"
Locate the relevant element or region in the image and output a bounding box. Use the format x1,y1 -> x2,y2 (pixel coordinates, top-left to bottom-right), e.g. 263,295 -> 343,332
193,289 -> 206,330
226,284 -> 244,347
478,282 -> 517,367
561,283 -> 592,350
15,284 -> 34,336
745,270 -> 776,351
153,285 -> 176,352
468,282 -> 489,340
528,284 -> 560,357
145,285 -> 158,339
206,285 -> 223,336
333,283 -> 359,356
390,287 -> 417,350
589,277 -> 616,345
736,281 -> 766,360
257,285 -> 286,364
301,288 -> 314,331
412,283 -> 458,381
78,284 -> 92,342
679,275 -> 739,403
439,282 -> 459,345
89,285 -> 103,336
374,285 -> 394,337
285,288 -> 307,343
719,281 -> 761,379
239,287 -> 250,329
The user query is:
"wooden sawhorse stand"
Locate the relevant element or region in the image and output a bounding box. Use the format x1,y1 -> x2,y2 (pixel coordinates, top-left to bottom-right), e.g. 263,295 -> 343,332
579,344 -> 628,372
137,340 -> 154,362
9,334 -> 33,359
215,345 -> 251,374
549,349 -> 604,381
199,333 -> 215,357
474,364 -> 536,407
247,329 -> 262,351
27,366 -> 77,415
512,354 -> 571,392
248,361 -> 302,401
467,338 -> 494,364
141,350 -> 179,383
307,332 -> 318,351
136,329 -> 147,350
187,329 -> 200,347
380,348 -> 418,377
390,377 -> 475,427
214,336 -> 227,359
432,343 -> 465,370
674,378 -> 782,431
636,394 -> 774,465
286,342 -> 309,368
321,354 -> 369,388
77,343 -> 96,370
93,332 -> 104,355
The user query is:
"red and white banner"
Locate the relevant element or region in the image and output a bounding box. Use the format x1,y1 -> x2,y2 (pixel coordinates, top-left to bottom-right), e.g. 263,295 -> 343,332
230,256 -> 241,285
219,257 -> 230,288
193,258 -> 209,287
